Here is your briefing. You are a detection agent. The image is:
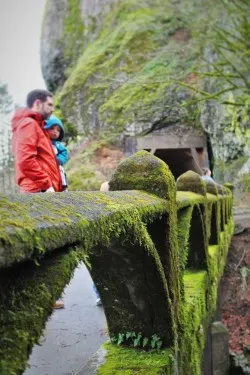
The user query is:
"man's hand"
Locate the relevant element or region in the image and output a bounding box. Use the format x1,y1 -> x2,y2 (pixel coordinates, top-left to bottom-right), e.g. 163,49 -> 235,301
45,186 -> 55,193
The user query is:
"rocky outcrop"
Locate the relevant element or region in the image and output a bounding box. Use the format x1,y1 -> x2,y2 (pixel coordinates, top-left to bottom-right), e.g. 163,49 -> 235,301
41,0 -> 69,91
40,0 -> 250,194
41,0 -> 204,134
41,0 -> 118,92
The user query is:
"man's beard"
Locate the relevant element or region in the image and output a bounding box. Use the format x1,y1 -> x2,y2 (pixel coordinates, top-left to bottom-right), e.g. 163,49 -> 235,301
43,112 -> 51,120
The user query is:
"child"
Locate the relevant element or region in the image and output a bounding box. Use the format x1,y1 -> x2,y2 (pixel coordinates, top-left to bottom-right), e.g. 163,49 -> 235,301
44,115 -> 69,191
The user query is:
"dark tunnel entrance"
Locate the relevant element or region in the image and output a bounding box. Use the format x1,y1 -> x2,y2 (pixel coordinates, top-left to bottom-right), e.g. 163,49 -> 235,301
136,126 -> 211,180
154,148 -> 207,180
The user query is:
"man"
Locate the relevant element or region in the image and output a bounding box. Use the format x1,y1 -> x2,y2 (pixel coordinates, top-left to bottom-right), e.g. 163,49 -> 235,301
12,89 -> 62,193
201,167 -> 215,183
12,90 -> 65,309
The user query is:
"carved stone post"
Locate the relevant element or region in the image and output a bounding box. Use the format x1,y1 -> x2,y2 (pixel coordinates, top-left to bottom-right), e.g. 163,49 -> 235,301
88,150 -> 180,347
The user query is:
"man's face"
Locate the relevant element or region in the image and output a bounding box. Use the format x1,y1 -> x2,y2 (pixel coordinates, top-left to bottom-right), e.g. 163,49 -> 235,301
38,96 -> 54,120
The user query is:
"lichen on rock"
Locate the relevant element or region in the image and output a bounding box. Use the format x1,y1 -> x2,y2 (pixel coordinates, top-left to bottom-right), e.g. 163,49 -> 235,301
109,150 -> 176,200
176,171 -> 206,196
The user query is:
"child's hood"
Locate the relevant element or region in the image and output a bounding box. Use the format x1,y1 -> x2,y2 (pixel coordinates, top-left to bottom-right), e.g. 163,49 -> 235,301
44,115 -> 64,141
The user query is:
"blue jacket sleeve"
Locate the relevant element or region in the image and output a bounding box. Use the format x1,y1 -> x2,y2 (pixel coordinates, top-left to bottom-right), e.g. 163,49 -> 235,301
56,142 -> 69,166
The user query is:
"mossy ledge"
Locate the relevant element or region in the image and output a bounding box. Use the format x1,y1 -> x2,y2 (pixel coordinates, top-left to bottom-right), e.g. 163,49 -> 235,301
98,342 -> 175,375
0,247 -> 84,375
0,152 -> 234,375
0,190 -> 168,268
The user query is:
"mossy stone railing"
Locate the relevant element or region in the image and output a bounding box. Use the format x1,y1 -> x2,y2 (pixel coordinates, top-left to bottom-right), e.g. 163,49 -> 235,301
0,151 -> 233,375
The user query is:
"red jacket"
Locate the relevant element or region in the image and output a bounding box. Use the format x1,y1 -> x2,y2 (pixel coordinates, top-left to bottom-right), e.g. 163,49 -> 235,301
12,109 -> 62,193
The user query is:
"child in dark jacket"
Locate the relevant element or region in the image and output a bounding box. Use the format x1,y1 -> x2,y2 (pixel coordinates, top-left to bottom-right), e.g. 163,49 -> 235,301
44,116 -> 69,190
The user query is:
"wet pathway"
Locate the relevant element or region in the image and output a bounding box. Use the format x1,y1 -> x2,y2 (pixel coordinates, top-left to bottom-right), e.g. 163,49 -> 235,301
24,264 -> 108,375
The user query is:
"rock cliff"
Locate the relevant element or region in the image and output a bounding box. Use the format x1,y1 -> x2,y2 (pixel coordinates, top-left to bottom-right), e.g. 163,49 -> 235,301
41,0 -> 250,195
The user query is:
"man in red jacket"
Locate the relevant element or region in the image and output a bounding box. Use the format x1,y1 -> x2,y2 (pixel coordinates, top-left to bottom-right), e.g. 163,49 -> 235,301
12,89 -> 62,193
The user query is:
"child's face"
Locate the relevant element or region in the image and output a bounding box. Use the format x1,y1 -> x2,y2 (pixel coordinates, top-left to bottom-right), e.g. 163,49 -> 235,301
46,125 -> 61,140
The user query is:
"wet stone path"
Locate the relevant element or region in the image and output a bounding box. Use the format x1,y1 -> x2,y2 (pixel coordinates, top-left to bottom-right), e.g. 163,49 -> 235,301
24,264 -> 108,375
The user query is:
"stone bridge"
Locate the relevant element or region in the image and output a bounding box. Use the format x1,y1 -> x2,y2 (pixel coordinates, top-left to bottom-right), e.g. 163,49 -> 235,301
0,151 -> 233,375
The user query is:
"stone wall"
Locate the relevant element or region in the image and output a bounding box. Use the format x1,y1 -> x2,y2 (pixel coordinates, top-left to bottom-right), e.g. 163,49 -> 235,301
0,152 -> 234,375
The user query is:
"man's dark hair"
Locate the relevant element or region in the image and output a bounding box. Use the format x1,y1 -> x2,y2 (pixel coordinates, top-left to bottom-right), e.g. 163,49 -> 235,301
26,89 -> 53,108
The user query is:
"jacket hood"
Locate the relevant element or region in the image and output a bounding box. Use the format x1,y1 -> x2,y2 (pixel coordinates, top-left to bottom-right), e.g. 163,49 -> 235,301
12,108 -> 44,132
44,115 -> 64,141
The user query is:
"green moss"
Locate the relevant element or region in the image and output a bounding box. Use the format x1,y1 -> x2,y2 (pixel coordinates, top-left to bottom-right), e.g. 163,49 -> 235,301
0,190 -> 169,268
179,270 -> 208,375
63,0 -> 85,75
64,136 -> 121,190
0,247 -> 84,375
217,184 -> 228,196
99,40 -> 198,134
60,0 -> 200,135
177,206 -> 193,270
177,215 -> 233,375
203,180 -> 218,196
224,182 -> 234,192
0,189 -> 174,374
177,171 -> 206,196
109,151 -> 176,200
0,151 -> 234,375
206,193 -> 219,203
98,342 -> 175,375
110,151 -> 181,323
176,191 -> 206,209
241,173 -> 250,193
66,163 -> 105,191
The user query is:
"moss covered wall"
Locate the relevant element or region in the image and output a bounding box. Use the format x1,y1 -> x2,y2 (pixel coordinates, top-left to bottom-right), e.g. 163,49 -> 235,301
97,154 -> 234,375
59,0 -> 201,136
41,0 -> 219,135
0,190 -> 168,268
0,152 -> 234,375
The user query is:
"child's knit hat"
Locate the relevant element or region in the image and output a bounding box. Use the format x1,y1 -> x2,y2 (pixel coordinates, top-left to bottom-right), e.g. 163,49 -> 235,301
44,115 -> 64,141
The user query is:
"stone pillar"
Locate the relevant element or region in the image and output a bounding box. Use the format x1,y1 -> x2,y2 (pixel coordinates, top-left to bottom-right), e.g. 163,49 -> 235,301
176,171 -> 208,270
89,150 -> 179,347
211,322 -> 230,375
109,150 -> 181,314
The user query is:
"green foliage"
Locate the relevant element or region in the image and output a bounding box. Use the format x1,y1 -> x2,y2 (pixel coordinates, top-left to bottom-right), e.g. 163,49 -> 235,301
0,83 -> 14,171
64,133 -> 124,191
240,266 -> 250,293
111,332 -> 163,351
206,0 -> 250,107
180,0 -> 250,127
66,164 -> 105,191
0,83 -> 13,114
64,143 -> 107,191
